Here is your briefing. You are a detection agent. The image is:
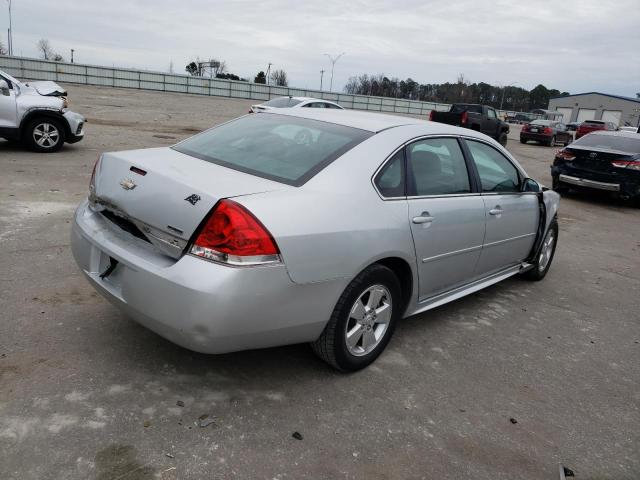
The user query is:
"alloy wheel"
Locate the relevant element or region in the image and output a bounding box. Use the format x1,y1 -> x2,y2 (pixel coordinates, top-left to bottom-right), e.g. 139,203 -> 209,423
344,284 -> 392,356
33,122 -> 60,149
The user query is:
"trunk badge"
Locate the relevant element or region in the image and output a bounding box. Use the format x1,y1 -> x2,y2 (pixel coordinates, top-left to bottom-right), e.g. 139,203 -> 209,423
119,178 -> 137,190
185,194 -> 201,205
589,152 -> 598,158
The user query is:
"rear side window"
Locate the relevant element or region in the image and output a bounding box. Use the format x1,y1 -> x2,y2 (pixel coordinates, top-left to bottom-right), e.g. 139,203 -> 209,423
374,150 -> 405,197
407,138 -> 471,196
173,113 -> 372,186
466,140 -> 520,193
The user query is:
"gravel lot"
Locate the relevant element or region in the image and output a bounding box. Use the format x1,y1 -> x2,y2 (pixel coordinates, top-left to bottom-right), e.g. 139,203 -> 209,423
1,85 -> 639,480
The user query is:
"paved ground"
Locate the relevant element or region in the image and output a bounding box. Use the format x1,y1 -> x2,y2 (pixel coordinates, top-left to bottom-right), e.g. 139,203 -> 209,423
1,85 -> 638,480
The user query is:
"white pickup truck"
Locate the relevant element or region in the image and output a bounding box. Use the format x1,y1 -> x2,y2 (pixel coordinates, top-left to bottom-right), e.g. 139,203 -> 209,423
0,69 -> 85,152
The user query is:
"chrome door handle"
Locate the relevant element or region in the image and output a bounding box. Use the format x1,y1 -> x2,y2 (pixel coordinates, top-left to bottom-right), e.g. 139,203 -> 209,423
412,212 -> 434,224
489,206 -> 503,216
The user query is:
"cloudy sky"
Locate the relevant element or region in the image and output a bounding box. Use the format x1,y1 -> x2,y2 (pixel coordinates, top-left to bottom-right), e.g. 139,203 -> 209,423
5,0 -> 640,95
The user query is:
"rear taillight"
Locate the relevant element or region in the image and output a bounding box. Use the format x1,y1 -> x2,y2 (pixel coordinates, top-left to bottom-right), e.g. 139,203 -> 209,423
543,127 -> 553,135
89,155 -> 101,193
612,159 -> 640,171
190,199 -> 281,266
522,124 -> 529,132
428,110 -> 434,121
461,111 -> 468,125
555,150 -> 576,161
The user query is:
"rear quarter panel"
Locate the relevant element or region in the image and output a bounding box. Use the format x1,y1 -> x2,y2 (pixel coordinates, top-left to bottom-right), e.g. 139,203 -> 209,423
236,128 -> 420,286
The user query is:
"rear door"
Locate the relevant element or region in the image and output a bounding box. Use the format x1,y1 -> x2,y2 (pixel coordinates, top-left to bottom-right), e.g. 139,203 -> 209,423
464,139 -> 539,275
405,137 -> 486,300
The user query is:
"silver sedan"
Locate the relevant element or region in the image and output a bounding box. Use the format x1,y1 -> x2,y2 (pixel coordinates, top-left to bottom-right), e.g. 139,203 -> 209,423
71,109 -> 559,371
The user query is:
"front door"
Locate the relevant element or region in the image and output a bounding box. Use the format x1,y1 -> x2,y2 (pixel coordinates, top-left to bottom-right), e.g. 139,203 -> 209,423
406,137 -> 486,300
464,139 -> 539,275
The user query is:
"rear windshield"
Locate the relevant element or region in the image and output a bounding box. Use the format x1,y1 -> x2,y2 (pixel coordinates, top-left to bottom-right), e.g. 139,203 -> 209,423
573,134 -> 640,153
583,120 -> 605,125
173,114 -> 372,186
261,97 -> 303,108
450,104 -> 482,114
530,120 -> 552,126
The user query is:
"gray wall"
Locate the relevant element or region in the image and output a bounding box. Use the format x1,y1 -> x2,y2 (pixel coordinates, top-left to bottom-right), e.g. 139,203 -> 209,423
548,93 -> 640,126
0,55 -> 527,119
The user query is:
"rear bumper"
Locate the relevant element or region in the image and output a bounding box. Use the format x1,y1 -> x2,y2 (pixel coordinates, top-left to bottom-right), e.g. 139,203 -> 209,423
71,200 -> 339,354
520,132 -> 552,142
551,165 -> 640,197
558,174 -> 620,192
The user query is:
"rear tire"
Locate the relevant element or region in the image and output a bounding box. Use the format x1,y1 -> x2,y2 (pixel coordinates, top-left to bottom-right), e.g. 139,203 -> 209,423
24,117 -> 65,153
523,219 -> 558,281
311,264 -> 401,372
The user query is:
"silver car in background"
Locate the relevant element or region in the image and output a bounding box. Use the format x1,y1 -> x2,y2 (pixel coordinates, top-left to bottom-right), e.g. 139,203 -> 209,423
72,110 -> 559,371
249,96 -> 343,113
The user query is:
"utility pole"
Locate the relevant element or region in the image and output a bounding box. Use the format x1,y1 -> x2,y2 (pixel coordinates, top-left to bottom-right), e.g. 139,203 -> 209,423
70,49 -> 75,63
499,82 -> 518,111
323,52 -> 345,92
266,63 -> 272,86
7,0 -> 13,56
320,69 -> 324,91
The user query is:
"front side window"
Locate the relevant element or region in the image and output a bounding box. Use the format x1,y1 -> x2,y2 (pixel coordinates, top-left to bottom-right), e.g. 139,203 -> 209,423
173,113 -> 372,186
374,150 -> 405,197
466,140 -> 520,193
406,138 -> 471,196
262,97 -> 303,108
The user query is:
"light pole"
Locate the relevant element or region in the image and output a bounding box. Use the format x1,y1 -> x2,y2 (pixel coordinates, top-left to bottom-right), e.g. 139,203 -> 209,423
6,0 -> 13,56
323,52 -> 345,92
499,82 -> 518,111
320,69 -> 324,91
70,49 -> 75,63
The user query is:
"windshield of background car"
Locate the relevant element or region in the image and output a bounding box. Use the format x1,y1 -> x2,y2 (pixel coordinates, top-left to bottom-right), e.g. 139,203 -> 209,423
450,104 -> 482,114
530,120 -> 552,126
262,97 -> 304,108
173,114 -> 373,186
573,134 -> 640,153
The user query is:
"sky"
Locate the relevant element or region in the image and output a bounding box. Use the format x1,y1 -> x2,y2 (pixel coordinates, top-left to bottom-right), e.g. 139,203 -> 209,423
3,0 -> 639,96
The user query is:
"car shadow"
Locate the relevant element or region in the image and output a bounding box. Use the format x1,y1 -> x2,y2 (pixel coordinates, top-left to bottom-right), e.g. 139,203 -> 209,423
557,187 -> 639,210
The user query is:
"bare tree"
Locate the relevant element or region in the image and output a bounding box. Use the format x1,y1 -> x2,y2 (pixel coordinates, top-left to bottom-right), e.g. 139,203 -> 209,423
270,69 -> 288,87
37,39 -> 55,60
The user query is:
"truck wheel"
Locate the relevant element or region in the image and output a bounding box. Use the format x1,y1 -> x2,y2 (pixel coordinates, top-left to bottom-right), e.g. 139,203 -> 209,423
24,118 -> 66,153
498,133 -> 508,146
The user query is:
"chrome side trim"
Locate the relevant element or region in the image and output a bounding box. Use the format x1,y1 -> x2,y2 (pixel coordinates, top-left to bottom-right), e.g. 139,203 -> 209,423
558,174 -> 620,192
422,244 -> 482,263
407,263 -> 524,317
483,232 -> 537,248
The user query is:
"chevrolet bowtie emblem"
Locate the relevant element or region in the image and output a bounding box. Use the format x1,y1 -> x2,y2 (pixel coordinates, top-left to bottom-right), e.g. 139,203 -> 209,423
120,178 -> 137,190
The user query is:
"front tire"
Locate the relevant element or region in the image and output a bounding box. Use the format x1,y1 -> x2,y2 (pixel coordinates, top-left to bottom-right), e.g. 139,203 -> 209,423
311,264 -> 401,371
498,132 -> 508,146
548,135 -> 556,147
24,117 -> 65,153
523,219 -> 558,281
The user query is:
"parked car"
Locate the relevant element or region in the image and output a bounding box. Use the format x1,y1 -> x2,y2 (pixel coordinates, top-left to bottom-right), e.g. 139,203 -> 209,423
618,126 -> 638,134
0,69 -> 85,152
551,130 -> 640,200
575,119 -> 617,139
250,96 -> 343,113
566,122 -> 581,131
72,109 -> 559,371
520,119 -> 573,146
429,104 -> 510,146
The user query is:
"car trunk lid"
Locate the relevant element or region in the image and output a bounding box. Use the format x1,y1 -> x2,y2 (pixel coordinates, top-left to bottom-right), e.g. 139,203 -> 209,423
91,147 -> 287,258
563,145 -> 634,174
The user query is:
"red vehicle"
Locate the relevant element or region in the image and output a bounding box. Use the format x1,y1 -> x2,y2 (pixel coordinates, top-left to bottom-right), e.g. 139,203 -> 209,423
575,120 -> 617,139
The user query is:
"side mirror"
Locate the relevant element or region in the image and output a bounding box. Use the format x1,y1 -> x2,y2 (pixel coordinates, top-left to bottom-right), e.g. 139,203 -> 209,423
521,178 -> 541,193
0,79 -> 9,96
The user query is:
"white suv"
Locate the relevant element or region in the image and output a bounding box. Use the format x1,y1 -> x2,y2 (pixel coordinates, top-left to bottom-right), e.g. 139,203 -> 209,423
0,69 -> 85,152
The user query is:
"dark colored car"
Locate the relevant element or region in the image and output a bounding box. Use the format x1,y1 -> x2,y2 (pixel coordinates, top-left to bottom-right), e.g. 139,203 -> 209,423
429,104 -> 510,146
566,122 -> 581,131
575,120 -> 617,139
551,131 -> 640,200
520,120 -> 573,146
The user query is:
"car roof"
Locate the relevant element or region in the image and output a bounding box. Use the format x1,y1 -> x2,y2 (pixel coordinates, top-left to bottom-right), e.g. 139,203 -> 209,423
266,108 -> 447,133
